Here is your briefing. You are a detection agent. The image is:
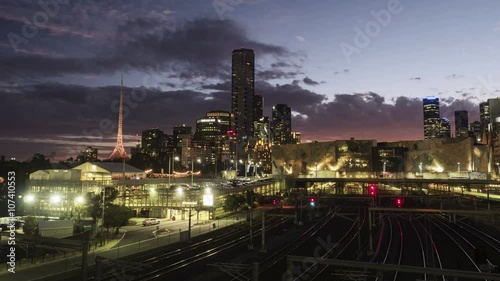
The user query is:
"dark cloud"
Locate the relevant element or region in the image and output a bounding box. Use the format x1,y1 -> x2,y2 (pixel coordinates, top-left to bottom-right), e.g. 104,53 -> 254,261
1,14 -> 295,81
409,77 -> 421,80
291,93 -> 480,142
256,69 -> 303,80
303,77 -> 319,86
0,79 -> 484,160
201,81 -> 231,91
0,80 -> 326,159
0,82 -> 230,158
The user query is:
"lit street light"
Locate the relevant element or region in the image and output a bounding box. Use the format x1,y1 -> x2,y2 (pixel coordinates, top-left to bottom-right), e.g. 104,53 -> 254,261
50,194 -> 61,204
192,158 -> 201,186
24,194 -> 36,216
74,196 -> 84,204
457,162 -> 461,173
50,194 -> 62,217
168,149 -> 178,185
25,194 -> 34,203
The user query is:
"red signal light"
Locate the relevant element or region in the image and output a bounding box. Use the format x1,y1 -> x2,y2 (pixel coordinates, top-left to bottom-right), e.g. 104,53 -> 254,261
369,185 -> 377,196
272,199 -> 276,205
396,198 -> 402,207
309,197 -> 316,207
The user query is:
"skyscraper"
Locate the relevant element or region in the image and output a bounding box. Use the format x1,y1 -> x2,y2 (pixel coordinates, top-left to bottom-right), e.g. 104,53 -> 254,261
292,132 -> 302,144
195,110 -> 231,142
173,125 -> 192,168
454,110 -> 469,137
423,96 -> 441,139
438,118 -> 451,138
254,116 -> 270,144
231,48 -> 255,142
480,102 -> 490,125
470,121 -> 484,143
272,104 -> 292,145
488,98 -> 500,123
141,128 -> 164,159
254,94 -> 263,121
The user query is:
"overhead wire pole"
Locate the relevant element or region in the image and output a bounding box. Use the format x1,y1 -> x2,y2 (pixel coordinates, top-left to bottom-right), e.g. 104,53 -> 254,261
248,193 -> 254,250
168,151 -> 171,185
260,211 -> 267,254
101,186 -> 105,234
191,153 -> 194,186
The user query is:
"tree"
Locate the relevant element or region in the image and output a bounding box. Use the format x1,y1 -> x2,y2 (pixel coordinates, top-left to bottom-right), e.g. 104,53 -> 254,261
223,194 -> 246,212
29,153 -> 52,172
84,186 -> 118,226
103,205 -> 134,236
23,216 -> 40,236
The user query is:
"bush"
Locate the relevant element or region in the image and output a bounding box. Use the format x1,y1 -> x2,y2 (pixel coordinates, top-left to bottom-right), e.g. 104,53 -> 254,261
22,216 -> 40,235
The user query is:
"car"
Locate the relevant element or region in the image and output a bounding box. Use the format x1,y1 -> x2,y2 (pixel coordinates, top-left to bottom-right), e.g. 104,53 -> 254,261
142,218 -> 160,226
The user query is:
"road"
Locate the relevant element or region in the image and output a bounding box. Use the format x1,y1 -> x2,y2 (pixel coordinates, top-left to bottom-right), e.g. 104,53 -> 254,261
0,213 -> 249,281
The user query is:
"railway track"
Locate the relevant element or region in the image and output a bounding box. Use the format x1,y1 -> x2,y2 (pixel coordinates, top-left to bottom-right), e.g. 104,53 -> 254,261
132,216 -> 288,281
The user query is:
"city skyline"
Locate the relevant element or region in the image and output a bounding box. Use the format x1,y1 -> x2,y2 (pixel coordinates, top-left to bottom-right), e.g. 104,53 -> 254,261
2,0 -> 500,160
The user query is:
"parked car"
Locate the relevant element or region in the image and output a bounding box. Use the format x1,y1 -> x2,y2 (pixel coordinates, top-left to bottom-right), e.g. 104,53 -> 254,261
142,218 -> 160,226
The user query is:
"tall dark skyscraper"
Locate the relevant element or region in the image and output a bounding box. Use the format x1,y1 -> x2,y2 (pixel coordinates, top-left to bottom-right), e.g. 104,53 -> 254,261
488,98 -> 500,123
141,128 -> 164,159
470,121 -> 484,142
272,104 -> 292,145
423,96 -> 441,139
438,117 -> 451,138
454,110 -> 469,137
254,94 -> 263,121
231,48 -> 255,142
195,110 -> 231,142
480,101 -> 490,125
254,116 -> 270,144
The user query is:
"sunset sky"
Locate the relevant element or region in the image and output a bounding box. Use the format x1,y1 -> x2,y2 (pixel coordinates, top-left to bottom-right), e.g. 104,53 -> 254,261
1,0 -> 500,160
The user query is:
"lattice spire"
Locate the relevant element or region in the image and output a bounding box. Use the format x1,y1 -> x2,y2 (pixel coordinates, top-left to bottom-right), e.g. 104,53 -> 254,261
108,74 -> 129,160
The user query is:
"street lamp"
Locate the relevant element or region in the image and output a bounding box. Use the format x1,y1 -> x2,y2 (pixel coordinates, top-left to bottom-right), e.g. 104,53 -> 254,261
101,187 -> 106,233
50,194 -> 61,204
192,158 -> 201,186
176,187 -> 183,208
24,194 -> 35,216
74,196 -> 84,204
150,187 -> 156,215
457,162 -> 461,173
50,194 -> 61,217
418,162 -> 423,173
25,194 -> 35,203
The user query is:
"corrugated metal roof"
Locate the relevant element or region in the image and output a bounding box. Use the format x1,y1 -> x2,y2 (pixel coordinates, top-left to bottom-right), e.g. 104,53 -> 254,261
87,162 -> 144,174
